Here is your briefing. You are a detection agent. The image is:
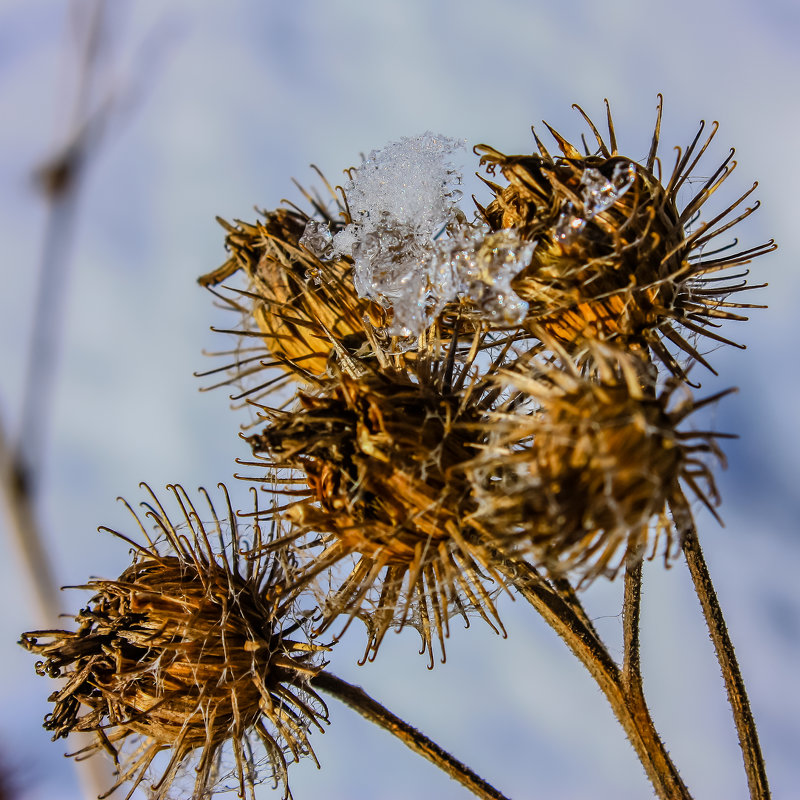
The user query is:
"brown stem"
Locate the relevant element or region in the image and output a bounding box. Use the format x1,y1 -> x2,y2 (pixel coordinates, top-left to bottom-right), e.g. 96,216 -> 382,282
622,559 -> 644,695
550,571 -> 603,642
498,556 -> 692,800
679,517 -> 770,799
312,670 -> 511,800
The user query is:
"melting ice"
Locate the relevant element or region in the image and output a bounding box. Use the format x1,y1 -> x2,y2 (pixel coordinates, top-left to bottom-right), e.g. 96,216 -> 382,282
299,219 -> 334,260
300,133 -> 536,339
556,161 -> 637,244
581,162 -> 637,217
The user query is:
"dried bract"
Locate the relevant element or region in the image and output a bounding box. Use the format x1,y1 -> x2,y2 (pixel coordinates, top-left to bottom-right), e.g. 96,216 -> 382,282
20,484 -> 327,800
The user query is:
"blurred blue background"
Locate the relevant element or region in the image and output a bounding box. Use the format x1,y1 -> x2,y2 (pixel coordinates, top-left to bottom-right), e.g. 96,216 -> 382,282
1,1 -> 798,798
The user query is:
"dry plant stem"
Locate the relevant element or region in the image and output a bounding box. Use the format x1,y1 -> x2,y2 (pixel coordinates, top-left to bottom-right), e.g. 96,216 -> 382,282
622,559 -> 644,695
620,559 -> 672,795
11,7 -> 114,799
311,671 -> 511,800
500,557 -> 692,800
681,522 -> 770,799
17,191 -> 81,486
550,572 -> 603,641
0,419 -> 61,622
1,421 -> 111,800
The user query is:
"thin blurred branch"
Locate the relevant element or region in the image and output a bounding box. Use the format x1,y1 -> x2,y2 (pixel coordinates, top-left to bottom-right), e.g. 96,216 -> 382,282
2,0 -> 110,628
14,1 -> 178,488
0,417 -> 60,622
1,3 -> 155,799
15,0 -> 108,490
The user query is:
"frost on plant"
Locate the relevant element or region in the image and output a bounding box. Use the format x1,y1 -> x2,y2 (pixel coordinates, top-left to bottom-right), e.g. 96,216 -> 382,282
299,219 -> 334,261
432,225 -> 534,325
330,132 -> 465,337
301,132 -> 535,339
583,162 -> 636,216
555,162 -> 637,244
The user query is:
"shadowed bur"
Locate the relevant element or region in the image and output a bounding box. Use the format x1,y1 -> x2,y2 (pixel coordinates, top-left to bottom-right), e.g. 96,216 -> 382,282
238,329 -> 539,668
466,344 -> 733,583
474,96 -> 775,381
20,484 -> 328,800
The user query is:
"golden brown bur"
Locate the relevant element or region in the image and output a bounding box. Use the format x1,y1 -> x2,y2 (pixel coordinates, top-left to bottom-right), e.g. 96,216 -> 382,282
242,333 -> 527,667
475,98 -> 774,379
21,484 -> 327,800
466,348 -> 731,582
199,195 -> 381,397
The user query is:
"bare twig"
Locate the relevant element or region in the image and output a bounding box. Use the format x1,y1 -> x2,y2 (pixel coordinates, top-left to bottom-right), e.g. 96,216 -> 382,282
0,416 -> 61,622
312,671 -> 512,800
16,0 -> 108,488
675,507 -> 770,800
3,4 -> 131,799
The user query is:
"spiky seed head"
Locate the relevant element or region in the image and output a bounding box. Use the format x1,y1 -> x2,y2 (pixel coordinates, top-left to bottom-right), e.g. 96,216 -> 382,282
244,337 -> 517,667
20,484 -> 327,800
475,98 -> 774,379
197,183 -> 389,415
207,207 -> 378,376
467,350 -> 728,583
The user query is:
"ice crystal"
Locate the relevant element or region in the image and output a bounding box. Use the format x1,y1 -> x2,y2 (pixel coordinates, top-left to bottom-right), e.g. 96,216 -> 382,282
327,132 -> 465,337
300,219 -> 334,259
581,163 -> 637,217
300,133 -> 537,338
555,162 -> 637,245
336,132 -> 465,240
433,225 -> 534,325
555,203 -> 587,244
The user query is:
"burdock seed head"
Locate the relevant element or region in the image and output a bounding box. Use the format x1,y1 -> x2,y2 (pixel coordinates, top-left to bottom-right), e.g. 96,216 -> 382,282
198,178 -> 383,406
467,347 -> 731,583
20,484 -> 328,800
242,331 -> 524,667
474,97 -> 775,379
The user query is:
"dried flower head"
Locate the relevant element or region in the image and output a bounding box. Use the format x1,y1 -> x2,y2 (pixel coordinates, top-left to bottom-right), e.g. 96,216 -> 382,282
20,484 -> 327,800
198,182 -> 381,404
242,332 -> 526,667
475,97 -> 775,379
467,347 -> 730,582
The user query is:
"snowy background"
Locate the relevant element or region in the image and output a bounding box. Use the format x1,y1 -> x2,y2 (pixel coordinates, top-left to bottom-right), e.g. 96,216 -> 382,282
1,1 -> 798,799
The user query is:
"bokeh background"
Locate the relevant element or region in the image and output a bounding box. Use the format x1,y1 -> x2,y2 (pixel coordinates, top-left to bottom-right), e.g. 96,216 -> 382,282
1,1 -> 798,798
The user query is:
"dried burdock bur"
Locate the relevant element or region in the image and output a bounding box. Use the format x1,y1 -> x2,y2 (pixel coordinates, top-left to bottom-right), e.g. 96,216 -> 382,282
198,189 -> 384,402
20,484 -> 328,800
475,97 -> 775,379
242,331 -> 535,667
467,347 -> 732,583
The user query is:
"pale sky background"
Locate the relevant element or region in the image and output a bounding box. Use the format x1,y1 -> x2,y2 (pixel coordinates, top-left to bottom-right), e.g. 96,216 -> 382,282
1,1 -> 799,799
